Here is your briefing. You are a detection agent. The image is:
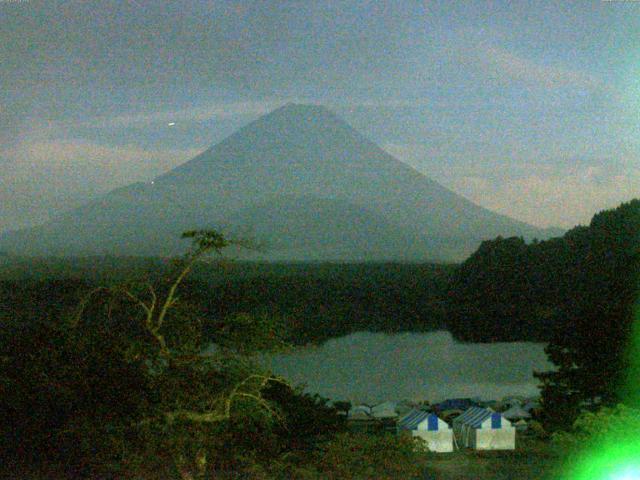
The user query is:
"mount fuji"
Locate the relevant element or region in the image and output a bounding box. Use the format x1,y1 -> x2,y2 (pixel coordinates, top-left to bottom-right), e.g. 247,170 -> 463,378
0,104 -> 559,261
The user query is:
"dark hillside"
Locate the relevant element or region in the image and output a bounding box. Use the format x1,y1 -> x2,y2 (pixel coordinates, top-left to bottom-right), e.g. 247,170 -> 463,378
447,199 -> 640,345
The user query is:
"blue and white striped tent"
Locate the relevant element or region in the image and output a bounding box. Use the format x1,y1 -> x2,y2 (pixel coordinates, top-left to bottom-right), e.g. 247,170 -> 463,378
453,407 -> 515,450
397,410 -> 453,452
455,407 -> 503,428
371,401 -> 398,418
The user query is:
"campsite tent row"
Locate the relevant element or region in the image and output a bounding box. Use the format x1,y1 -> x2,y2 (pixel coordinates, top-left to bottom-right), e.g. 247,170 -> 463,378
453,407 -> 515,450
349,402 -> 520,451
398,407 -> 515,452
348,397 -> 540,420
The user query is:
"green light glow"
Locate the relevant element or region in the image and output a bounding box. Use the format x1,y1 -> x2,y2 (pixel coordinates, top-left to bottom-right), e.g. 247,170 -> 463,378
562,301 -> 640,479
608,466 -> 640,480
563,440 -> 640,479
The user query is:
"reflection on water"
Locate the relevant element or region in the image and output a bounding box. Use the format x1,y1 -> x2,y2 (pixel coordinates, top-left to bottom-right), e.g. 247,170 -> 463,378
261,331 -> 553,403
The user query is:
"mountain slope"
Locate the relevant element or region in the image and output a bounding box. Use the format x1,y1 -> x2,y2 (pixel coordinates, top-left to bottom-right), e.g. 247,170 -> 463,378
0,104 -> 559,261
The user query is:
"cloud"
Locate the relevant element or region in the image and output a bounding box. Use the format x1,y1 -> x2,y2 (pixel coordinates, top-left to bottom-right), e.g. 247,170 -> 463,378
3,140 -> 200,184
71,97 -> 472,134
0,139 -> 201,231
475,44 -> 603,91
384,142 -> 640,229
81,100 -> 285,130
0,1 -> 416,125
450,166 -> 640,229
76,98 -> 458,131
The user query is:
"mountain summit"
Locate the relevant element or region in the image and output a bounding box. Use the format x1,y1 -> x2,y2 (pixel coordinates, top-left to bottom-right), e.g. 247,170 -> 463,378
0,104 -> 558,261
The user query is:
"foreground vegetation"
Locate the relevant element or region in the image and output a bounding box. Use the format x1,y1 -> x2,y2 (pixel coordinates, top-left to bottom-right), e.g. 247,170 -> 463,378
0,231 -> 429,479
423,437 -> 557,480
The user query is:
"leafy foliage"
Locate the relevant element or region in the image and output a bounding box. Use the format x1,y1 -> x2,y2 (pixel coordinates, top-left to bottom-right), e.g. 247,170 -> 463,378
312,432 -> 427,480
0,230 -> 434,479
1,231 -> 288,478
447,235 -> 572,342
0,287 -> 151,477
262,384 -> 348,452
551,404 -> 640,452
537,200 -> 640,429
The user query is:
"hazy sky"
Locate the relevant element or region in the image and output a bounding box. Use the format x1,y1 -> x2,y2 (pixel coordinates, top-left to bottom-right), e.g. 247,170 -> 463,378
1,0 -> 639,232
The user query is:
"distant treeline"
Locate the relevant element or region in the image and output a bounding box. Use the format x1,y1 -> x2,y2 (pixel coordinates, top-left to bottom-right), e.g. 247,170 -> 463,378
0,262 -> 453,346
192,263 -> 452,344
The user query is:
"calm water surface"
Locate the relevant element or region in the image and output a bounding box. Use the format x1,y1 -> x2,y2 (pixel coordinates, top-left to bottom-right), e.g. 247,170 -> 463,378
261,331 -> 553,403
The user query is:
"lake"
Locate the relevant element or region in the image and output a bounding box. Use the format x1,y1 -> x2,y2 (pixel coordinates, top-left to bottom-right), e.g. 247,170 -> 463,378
261,331 -> 553,404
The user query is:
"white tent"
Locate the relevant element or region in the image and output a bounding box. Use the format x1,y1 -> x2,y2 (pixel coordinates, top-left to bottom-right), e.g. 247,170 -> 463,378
500,396 -> 525,410
502,405 -> 531,421
348,405 -> 372,420
397,410 -> 454,453
523,400 -> 541,413
371,401 -> 398,419
453,407 -> 515,450
395,400 -> 418,417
